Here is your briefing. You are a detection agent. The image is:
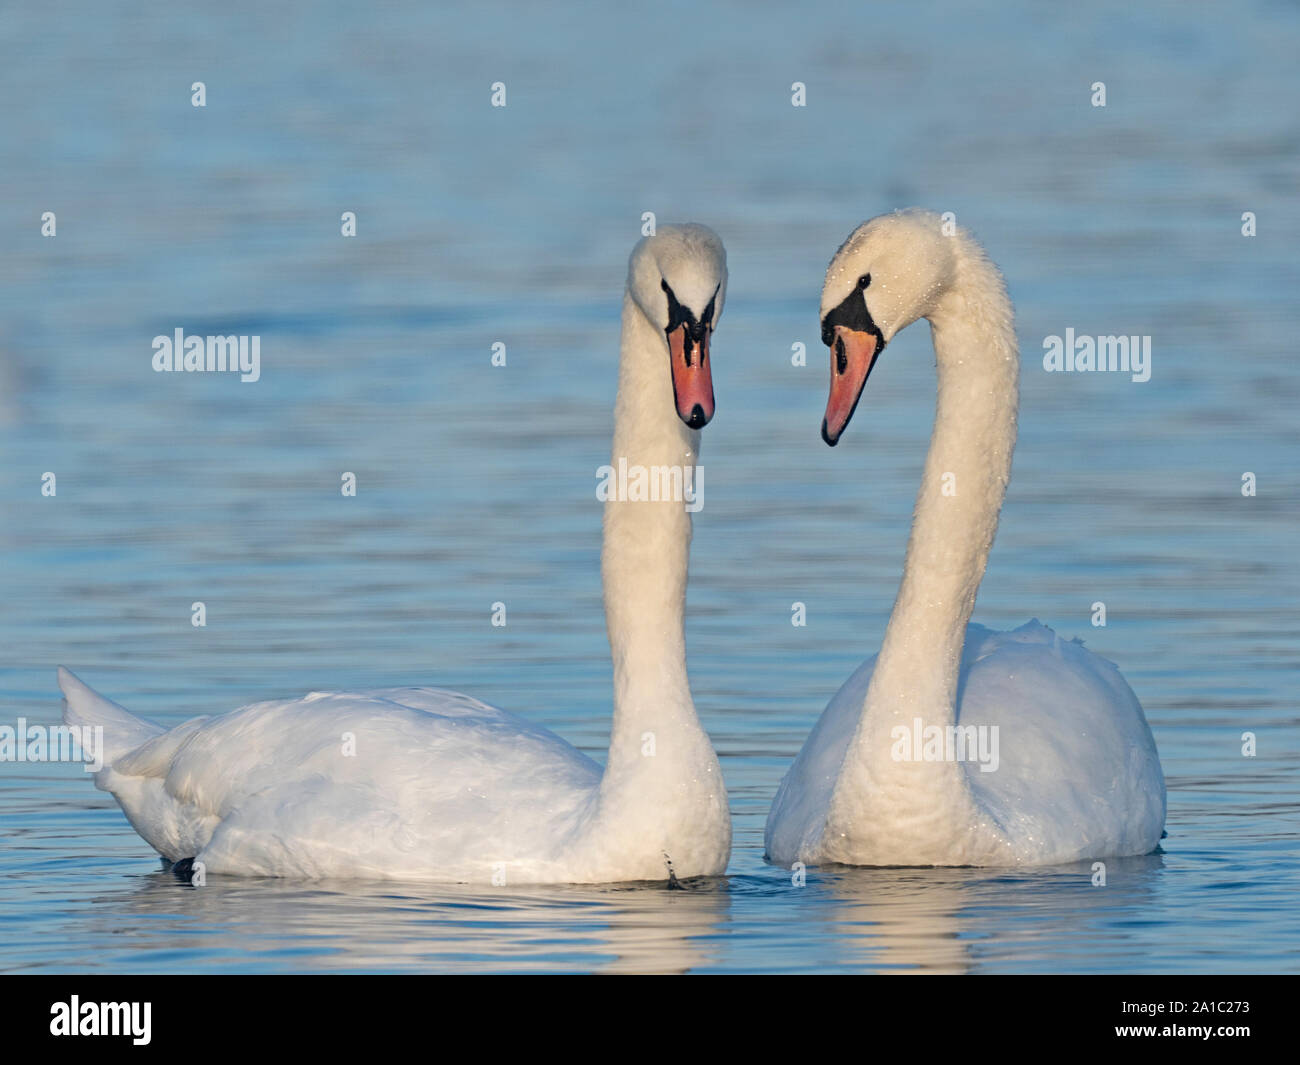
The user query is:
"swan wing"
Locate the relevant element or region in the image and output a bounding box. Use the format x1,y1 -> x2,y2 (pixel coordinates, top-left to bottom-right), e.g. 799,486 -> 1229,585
87,685 -> 601,880
958,621 -> 1166,862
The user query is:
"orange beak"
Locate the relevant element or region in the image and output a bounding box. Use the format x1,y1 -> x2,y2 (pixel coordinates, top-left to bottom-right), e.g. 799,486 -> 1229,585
822,326 -> 880,446
668,324 -> 715,429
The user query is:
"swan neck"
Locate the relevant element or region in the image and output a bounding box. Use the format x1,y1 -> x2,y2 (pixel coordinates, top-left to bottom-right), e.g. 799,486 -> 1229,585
864,245 -> 1019,729
600,294 -> 703,766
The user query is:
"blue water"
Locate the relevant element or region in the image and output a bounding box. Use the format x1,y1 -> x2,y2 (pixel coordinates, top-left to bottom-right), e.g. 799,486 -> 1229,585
1,1 -> 1297,973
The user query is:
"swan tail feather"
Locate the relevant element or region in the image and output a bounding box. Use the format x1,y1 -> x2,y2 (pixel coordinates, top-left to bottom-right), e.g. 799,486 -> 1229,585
58,667 -> 164,764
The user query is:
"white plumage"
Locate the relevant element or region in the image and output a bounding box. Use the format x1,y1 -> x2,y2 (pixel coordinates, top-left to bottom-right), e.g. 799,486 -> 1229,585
766,211 -> 1165,868
61,224 -> 731,885
767,621 -> 1165,866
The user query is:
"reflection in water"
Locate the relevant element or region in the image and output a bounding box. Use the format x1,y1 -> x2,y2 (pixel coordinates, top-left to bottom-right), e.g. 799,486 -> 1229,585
72,865 -> 731,974
814,855 -> 1165,974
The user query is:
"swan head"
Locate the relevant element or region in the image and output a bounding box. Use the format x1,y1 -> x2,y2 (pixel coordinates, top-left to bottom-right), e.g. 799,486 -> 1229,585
819,209 -> 957,445
627,223 -> 727,430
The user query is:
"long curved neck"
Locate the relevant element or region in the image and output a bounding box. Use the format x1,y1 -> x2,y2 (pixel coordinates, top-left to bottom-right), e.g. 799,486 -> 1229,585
845,240 -> 1019,778
599,293 -> 707,785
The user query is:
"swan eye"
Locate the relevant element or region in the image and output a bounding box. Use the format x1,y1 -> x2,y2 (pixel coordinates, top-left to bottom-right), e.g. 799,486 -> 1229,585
822,274 -> 884,352
661,278 -> 669,292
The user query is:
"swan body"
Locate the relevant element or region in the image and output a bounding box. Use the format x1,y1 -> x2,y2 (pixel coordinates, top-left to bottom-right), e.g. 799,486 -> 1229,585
766,210 -> 1165,868
61,224 -> 731,885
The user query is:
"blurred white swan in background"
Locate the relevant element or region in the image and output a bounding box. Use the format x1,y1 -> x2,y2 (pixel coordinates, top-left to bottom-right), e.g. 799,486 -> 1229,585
61,224 -> 731,885
766,210 -> 1165,868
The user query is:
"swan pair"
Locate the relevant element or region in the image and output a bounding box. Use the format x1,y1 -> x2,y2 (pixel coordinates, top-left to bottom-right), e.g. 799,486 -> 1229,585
60,211 -> 1165,884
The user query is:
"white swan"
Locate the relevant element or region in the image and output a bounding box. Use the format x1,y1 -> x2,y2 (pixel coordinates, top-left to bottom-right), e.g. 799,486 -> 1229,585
60,224 -> 731,885
766,210 -> 1165,868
